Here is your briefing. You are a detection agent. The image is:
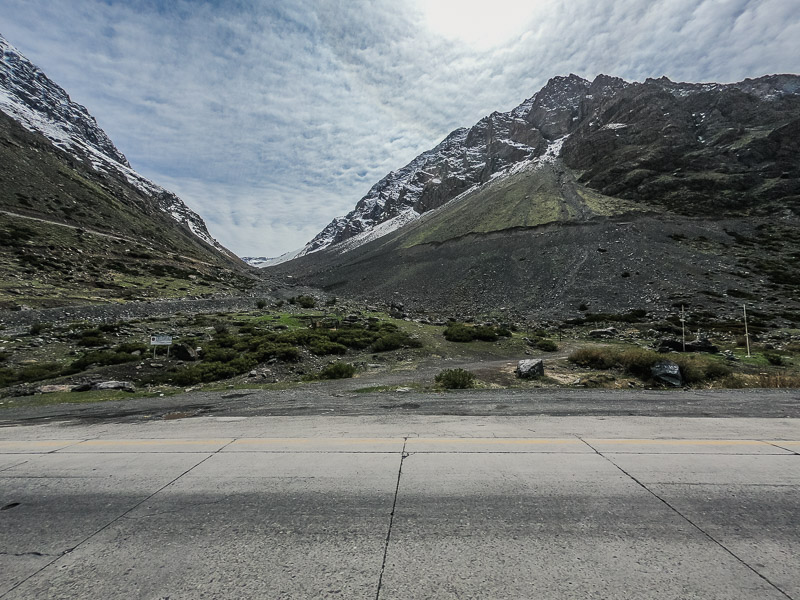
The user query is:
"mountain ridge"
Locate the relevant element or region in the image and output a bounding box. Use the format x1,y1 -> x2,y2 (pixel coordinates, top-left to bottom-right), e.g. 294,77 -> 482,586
292,72 -> 799,261
0,33 -> 229,255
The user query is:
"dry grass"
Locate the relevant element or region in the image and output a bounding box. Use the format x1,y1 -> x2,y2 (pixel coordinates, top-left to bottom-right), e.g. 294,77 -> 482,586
715,373 -> 800,389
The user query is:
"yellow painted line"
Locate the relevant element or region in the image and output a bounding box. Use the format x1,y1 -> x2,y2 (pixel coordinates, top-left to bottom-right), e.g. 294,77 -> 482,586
76,439 -> 234,446
230,438 -> 402,445
587,439 -> 784,446
0,440 -> 80,448
410,438 -> 581,445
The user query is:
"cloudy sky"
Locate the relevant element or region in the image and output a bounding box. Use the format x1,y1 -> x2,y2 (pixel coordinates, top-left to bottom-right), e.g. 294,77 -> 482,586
2,0 -> 798,256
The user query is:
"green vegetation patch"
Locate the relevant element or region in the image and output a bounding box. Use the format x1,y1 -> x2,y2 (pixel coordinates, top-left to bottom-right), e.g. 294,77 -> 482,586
435,368 -> 476,389
568,346 -> 731,385
443,322 -> 511,343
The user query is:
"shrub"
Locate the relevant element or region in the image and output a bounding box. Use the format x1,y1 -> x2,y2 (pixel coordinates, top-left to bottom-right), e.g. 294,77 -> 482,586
213,322 -> 229,335
568,347 -> 618,370
443,323 -> 475,343
763,351 -> 785,366
296,295 -> 316,309
472,325 -> 498,342
536,339 -> 558,352
0,351 -> 9,362
256,299 -> 267,309
617,348 -> 661,378
30,322 -> 48,335
319,362 -> 356,379
66,350 -> 141,373
435,368 -> 476,389
309,339 -> 348,356
371,332 -> 423,352
77,335 -> 108,347
202,347 -> 239,363
0,362 -> 64,387
325,297 -> 338,306
329,328 -> 376,349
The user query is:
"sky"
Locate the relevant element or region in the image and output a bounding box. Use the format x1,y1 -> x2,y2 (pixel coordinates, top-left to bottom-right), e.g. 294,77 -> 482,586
2,0 -> 798,257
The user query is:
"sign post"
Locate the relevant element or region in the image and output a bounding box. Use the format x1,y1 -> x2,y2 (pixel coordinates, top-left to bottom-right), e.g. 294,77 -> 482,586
150,335 -> 173,359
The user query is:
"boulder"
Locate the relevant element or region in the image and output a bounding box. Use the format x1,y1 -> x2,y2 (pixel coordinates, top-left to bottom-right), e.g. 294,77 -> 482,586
37,384 -> 73,394
516,359 -> 544,379
171,343 -> 198,361
658,338 -> 719,353
651,361 -> 682,387
93,381 -> 136,392
589,327 -> 617,338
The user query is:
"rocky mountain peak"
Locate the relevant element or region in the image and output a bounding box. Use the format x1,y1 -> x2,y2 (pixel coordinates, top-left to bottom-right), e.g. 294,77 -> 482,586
0,33 -> 228,254
0,33 -> 129,166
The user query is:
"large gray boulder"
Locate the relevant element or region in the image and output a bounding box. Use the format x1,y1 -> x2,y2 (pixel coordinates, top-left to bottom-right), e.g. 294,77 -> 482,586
589,327 -> 617,339
516,359 -> 544,379
650,361 -> 682,387
93,381 -> 136,392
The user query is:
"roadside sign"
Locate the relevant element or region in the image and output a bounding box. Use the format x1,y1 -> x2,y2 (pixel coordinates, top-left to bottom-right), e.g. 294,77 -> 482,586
150,335 -> 173,346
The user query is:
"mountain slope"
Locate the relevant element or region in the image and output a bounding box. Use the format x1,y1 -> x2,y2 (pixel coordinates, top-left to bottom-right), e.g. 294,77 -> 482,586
298,73 -> 799,260
269,74 -> 800,321
0,34 -> 254,309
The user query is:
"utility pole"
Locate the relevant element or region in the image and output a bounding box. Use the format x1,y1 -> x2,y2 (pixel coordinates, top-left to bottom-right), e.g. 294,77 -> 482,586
680,305 -> 686,352
743,304 -> 751,358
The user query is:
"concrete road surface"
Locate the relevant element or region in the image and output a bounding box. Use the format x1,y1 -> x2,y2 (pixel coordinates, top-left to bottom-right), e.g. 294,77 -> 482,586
1,414 -> 799,599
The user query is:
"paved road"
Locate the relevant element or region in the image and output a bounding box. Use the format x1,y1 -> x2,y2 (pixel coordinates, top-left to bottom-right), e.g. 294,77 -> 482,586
1,414 -> 799,599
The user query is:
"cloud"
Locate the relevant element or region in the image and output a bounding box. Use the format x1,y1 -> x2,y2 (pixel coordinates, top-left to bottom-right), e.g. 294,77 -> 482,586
2,0 -> 798,256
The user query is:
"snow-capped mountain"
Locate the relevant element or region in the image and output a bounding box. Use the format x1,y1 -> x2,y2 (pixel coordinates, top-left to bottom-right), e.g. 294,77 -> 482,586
298,74 -> 618,258
295,72 -> 800,262
0,33 -> 225,253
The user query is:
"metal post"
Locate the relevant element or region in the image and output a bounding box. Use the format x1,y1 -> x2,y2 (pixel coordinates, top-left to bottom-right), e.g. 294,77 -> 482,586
743,304 -> 751,358
680,305 -> 686,352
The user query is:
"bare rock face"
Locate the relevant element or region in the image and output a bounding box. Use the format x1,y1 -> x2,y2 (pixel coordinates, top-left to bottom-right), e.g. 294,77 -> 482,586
516,359 -> 544,379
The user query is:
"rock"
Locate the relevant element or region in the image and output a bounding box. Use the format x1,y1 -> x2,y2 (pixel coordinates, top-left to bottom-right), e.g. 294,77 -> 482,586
150,362 -> 163,368
395,387 -> 412,393
248,370 -> 258,377
171,343 -> 198,361
93,381 -> 136,392
589,327 -> 618,338
70,383 -> 93,392
651,361 -> 682,387
37,384 -> 73,394
658,338 -> 719,353
516,359 -> 544,379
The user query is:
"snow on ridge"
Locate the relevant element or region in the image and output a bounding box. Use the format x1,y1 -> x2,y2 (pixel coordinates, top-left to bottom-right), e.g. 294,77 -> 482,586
244,246 -> 305,268
0,33 -> 226,254
333,209 -> 420,254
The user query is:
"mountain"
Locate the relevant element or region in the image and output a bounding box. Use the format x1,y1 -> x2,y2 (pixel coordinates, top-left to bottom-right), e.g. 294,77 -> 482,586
268,74 -> 800,322
0,33 -> 254,309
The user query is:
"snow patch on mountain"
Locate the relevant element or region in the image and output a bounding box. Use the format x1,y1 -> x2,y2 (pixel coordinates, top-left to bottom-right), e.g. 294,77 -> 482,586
0,33 -> 226,254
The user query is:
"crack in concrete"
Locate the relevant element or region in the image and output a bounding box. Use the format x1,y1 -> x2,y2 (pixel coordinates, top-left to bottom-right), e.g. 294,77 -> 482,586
375,438 -> 408,600
763,441 -> 800,455
577,436 -> 796,600
0,438 -> 237,599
